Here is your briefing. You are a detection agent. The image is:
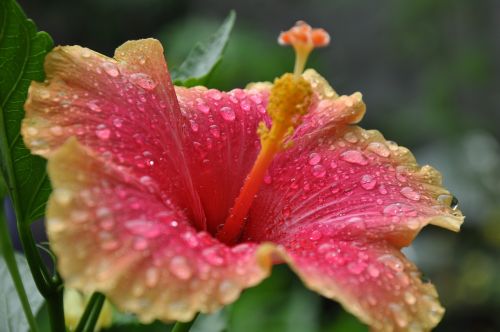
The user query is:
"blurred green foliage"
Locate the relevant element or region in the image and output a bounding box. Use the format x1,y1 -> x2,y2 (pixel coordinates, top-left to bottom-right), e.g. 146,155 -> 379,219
17,0 -> 500,330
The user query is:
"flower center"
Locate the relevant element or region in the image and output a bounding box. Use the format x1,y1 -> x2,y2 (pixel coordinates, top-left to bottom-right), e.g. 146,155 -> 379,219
216,21 -> 330,245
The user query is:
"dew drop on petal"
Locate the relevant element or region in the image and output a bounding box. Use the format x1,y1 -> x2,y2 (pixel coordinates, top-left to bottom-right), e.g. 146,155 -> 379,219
95,126 -> 111,140
360,174 -> 377,190
113,118 -> 123,128
367,264 -> 380,278
309,230 -> 322,241
202,247 -> 225,266
330,160 -> 338,169
367,142 -> 390,157
378,184 -> 388,195
209,125 -> 221,138
340,150 -> 368,165
101,62 -> 119,77
263,174 -> 272,184
404,291 -> 417,305
311,164 -> 326,178
189,119 -> 199,132
207,89 -> 223,101
49,126 -> 63,136
197,101 -> 210,114
87,100 -> 102,112
169,256 -> 192,280
308,152 -> 321,165
145,267 -> 159,288
400,187 -> 420,201
378,254 -> 404,272
383,203 -> 417,217
347,261 -> 365,274
130,73 -> 157,90
218,280 -> 239,303
220,106 -> 235,121
343,131 -> 358,143
133,238 -> 148,251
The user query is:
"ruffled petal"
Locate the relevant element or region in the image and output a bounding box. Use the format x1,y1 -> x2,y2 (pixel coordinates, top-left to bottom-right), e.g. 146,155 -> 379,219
272,234 -> 445,331
47,139 -> 272,322
243,122 -> 463,331
246,125 -> 463,246
23,38 -> 205,228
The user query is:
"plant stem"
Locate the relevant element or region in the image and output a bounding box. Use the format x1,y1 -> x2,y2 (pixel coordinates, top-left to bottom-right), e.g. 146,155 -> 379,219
0,199 -> 39,332
75,292 -> 105,332
171,314 -> 199,332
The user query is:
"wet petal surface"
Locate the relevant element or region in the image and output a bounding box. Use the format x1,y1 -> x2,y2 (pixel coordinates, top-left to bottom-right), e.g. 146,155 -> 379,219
47,139 -> 272,322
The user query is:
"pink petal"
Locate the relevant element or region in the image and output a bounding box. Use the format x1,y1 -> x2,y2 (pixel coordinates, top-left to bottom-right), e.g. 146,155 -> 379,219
23,39 -> 206,229
245,125 -> 463,246
47,138 -> 273,322
242,124 -> 463,330
275,233 -> 445,331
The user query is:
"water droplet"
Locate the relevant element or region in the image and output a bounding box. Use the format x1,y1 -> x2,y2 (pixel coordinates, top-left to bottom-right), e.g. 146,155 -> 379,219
450,195 -> 459,210
169,256 -> 192,280
202,247 -> 225,266
218,280 -> 239,303
220,106 -> 235,121
133,238 -> 148,251
378,184 -> 388,195
209,125 -> 221,138
396,167 -> 408,182
330,160 -> 338,169
112,118 -> 123,128
311,164 -> 326,178
81,50 -> 91,58
340,150 -> 368,165
367,264 -> 380,278
343,131 -> 358,143
95,125 -> 111,140
389,303 -> 408,328
100,239 -> 119,251
145,267 -> 159,287
308,152 -> 321,165
383,203 -> 417,217
87,100 -> 102,112
360,174 -> 377,190
54,188 -> 73,205
240,99 -> 251,111
378,254 -> 404,272
189,119 -> 199,132
40,90 -> 50,99
309,230 -> 322,241
26,126 -> 39,135
101,62 -> 119,77
404,291 -> 417,305
196,100 -> 210,114
367,142 -> 390,157
263,174 -> 272,184
347,261 -> 365,274
124,220 -> 161,238
400,186 -> 420,201
407,219 -> 420,230
49,126 -> 63,136
207,89 -> 223,100
130,73 -> 157,90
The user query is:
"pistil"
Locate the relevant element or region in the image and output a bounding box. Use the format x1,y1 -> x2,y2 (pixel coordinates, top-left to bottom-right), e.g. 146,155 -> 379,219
216,21 -> 330,245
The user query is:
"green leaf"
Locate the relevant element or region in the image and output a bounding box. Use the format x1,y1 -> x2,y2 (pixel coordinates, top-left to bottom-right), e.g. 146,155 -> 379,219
0,0 -> 53,224
171,11 -> 235,87
0,253 -> 45,332
228,265 -> 321,332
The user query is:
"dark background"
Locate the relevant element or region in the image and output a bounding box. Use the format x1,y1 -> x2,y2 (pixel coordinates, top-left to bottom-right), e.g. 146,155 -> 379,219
16,0 -> 500,331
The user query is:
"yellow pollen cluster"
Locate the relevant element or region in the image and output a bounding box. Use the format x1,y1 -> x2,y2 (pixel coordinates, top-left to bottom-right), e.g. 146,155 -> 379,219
259,73 -> 313,148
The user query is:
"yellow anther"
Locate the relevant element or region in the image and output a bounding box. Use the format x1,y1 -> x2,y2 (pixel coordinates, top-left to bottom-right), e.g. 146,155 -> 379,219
261,73 -> 313,148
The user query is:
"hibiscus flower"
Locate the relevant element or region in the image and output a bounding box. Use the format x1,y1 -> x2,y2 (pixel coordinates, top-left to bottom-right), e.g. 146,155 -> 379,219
22,21 -> 463,331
